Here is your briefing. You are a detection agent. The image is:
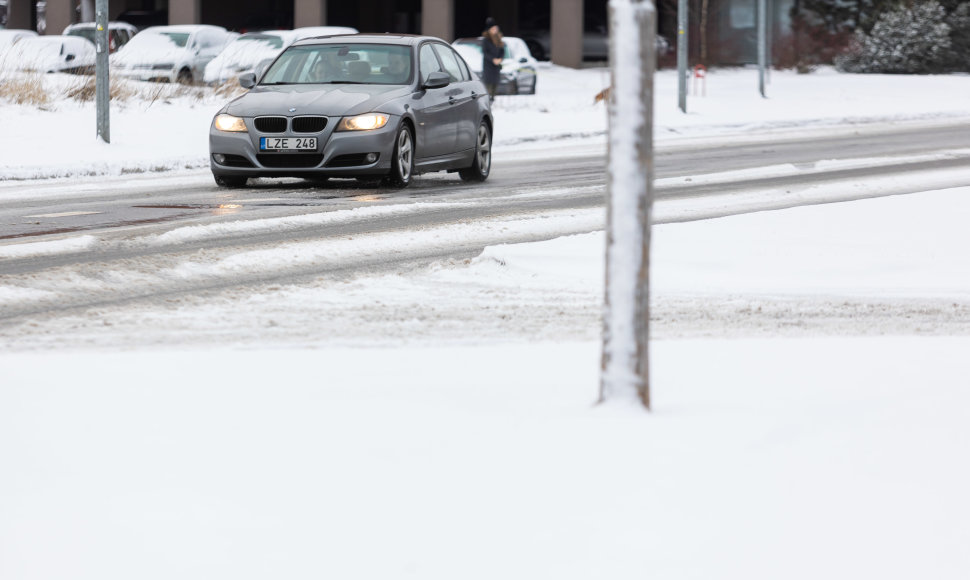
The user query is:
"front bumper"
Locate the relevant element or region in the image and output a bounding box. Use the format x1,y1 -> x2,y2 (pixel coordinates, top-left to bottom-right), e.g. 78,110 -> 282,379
113,66 -> 175,83
209,115 -> 399,179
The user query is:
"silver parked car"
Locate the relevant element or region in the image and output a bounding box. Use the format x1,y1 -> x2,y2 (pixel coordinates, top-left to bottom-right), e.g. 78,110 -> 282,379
203,26 -> 359,86
111,24 -> 234,84
209,34 -> 493,188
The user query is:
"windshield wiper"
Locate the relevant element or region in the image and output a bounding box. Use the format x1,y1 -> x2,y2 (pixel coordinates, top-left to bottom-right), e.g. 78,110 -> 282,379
260,82 -> 294,86
327,81 -> 368,85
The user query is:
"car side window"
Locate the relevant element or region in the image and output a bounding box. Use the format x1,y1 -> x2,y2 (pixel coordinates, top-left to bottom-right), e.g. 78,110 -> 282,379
432,43 -> 467,82
419,43 -> 443,85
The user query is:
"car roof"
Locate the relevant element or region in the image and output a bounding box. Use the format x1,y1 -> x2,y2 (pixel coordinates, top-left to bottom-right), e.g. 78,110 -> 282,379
291,33 -> 443,48
64,21 -> 137,31
141,24 -> 225,34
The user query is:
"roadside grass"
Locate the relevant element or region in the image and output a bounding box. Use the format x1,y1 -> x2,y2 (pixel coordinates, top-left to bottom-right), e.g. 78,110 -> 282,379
0,67 -> 246,107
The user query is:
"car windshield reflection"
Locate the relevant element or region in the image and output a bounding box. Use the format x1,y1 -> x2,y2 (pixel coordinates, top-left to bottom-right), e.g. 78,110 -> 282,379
260,44 -> 413,86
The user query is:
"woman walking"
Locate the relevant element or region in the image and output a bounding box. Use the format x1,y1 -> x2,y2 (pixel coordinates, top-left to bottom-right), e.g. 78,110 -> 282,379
481,17 -> 505,101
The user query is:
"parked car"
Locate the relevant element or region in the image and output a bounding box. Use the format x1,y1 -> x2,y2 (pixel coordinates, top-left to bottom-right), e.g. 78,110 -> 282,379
0,28 -> 38,64
203,26 -> 358,85
209,34 -> 493,188
63,21 -> 138,54
204,30 -> 297,85
111,24 -> 234,84
6,35 -> 95,73
452,36 -> 537,95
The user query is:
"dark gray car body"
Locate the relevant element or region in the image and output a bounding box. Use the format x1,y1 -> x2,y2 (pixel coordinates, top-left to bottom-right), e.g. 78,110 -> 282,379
209,34 -> 493,186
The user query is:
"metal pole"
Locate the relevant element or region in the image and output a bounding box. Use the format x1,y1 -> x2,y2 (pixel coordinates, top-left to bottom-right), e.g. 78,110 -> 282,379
677,0 -> 687,113
95,0 -> 110,143
758,0 -> 766,98
601,0 -> 655,410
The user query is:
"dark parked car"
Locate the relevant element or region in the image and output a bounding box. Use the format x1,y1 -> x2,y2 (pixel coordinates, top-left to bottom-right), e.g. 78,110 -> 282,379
63,21 -> 138,53
209,34 -> 493,188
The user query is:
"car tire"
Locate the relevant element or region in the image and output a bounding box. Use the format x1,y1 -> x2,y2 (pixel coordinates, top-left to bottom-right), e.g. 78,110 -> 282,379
528,78 -> 537,95
384,123 -> 414,188
176,68 -> 193,85
213,174 -> 247,188
459,121 -> 491,182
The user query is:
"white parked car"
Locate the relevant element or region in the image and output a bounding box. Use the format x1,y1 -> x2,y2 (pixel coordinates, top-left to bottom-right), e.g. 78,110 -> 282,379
111,24 -> 233,84
0,28 -> 38,65
6,35 -> 95,73
203,25 -> 358,85
203,30 -> 297,85
63,21 -> 138,53
452,36 -> 538,95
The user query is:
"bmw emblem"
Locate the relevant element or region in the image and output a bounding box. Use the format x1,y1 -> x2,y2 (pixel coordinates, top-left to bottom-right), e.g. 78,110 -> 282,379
289,108 -> 297,113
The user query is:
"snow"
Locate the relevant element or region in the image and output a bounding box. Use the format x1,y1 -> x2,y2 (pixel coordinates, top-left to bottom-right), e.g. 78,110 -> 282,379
2,60 -> 970,579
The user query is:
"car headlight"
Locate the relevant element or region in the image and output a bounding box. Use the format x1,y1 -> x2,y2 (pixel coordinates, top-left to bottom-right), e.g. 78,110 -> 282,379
214,114 -> 248,132
337,113 -> 389,132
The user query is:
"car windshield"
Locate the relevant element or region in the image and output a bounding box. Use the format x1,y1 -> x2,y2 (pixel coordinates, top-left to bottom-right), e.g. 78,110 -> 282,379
158,32 -> 190,47
66,28 -> 96,43
231,33 -> 284,51
260,43 -> 412,85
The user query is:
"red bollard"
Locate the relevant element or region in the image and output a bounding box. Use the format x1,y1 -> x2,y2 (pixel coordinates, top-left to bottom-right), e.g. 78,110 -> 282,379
692,64 -> 707,97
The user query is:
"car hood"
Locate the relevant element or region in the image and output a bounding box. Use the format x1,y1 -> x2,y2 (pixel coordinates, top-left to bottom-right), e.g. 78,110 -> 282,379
226,84 -> 412,117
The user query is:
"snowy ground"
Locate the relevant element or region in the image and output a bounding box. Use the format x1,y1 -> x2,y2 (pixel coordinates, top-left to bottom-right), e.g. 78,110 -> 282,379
2,65 -> 970,579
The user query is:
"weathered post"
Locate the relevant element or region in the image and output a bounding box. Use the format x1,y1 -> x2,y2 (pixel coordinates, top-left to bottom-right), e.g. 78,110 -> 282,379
601,0 -> 655,410
758,0 -> 767,98
95,0 -> 110,143
677,0 -> 687,112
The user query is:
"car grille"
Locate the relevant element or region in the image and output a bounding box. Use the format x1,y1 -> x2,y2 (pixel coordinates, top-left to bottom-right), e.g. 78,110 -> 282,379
292,116 -> 327,133
254,116 -> 287,133
257,154 -> 324,168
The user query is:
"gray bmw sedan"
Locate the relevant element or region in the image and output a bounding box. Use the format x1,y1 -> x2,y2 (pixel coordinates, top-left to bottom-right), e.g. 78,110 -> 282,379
209,34 -> 494,188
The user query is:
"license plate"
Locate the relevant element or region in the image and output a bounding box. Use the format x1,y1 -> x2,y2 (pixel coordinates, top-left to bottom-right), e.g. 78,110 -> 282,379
260,137 -> 317,151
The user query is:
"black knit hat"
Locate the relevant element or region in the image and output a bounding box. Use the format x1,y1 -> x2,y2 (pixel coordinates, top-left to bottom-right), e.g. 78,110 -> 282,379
485,17 -> 497,29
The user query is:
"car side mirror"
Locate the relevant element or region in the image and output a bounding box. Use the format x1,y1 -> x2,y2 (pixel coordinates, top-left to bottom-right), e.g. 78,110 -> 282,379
65,54 -> 76,62
238,72 -> 257,89
423,71 -> 450,90
519,57 -> 527,63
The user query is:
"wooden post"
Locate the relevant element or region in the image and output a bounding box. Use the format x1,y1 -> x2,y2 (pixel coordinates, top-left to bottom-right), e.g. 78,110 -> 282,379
601,0 -> 655,410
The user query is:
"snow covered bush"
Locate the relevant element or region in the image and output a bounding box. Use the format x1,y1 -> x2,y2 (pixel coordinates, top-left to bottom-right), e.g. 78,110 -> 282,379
835,1 -> 953,73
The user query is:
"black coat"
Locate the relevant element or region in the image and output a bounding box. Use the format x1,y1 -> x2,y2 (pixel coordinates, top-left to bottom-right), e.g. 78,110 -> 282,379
481,38 -> 504,85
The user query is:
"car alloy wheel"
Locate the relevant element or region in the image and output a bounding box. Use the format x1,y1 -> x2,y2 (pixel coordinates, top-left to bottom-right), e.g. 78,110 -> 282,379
459,122 -> 491,182
385,123 -> 414,187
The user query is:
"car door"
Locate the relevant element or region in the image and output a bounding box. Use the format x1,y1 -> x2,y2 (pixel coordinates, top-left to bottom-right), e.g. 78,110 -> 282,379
431,42 -> 481,153
411,42 -> 457,159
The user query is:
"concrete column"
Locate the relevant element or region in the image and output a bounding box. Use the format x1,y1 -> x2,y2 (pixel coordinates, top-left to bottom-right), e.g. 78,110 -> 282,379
169,0 -> 201,25
294,0 -> 327,27
551,0 -> 583,68
44,0 -> 75,34
6,0 -> 32,30
421,0 -> 453,41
